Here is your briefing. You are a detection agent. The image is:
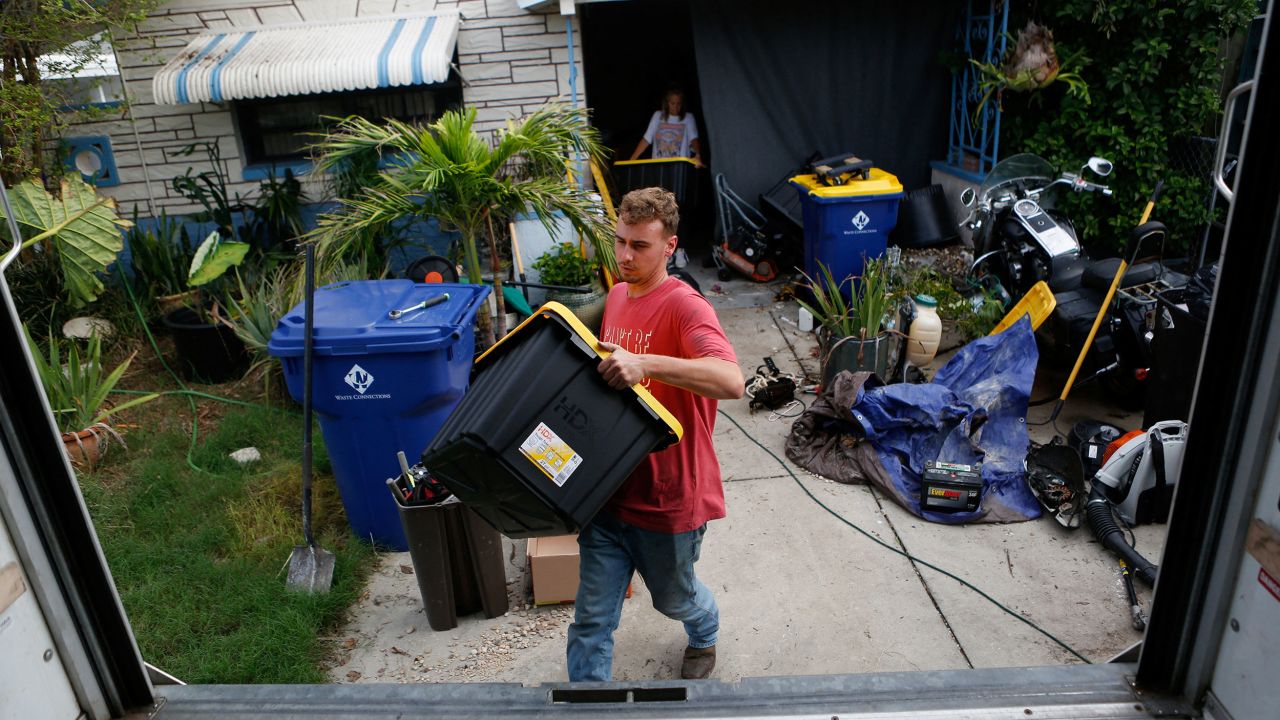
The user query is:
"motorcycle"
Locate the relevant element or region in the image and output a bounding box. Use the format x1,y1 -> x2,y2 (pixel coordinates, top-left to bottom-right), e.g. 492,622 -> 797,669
959,153 -> 1186,400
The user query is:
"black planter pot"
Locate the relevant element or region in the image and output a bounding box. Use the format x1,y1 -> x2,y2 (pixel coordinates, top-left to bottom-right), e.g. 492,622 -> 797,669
161,307 -> 250,383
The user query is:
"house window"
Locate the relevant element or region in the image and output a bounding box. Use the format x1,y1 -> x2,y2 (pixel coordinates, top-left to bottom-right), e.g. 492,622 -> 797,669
232,82 -> 463,175
40,34 -> 124,110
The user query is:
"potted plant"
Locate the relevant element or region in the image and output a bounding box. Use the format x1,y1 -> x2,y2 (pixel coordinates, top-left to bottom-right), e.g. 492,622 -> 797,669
798,258 -> 898,385
895,264 -> 1006,351
160,231 -> 252,383
532,241 -> 606,329
308,105 -> 616,347
24,328 -> 158,468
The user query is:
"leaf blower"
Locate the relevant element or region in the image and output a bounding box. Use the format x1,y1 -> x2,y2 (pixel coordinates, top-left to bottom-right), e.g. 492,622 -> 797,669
1086,420 -> 1188,587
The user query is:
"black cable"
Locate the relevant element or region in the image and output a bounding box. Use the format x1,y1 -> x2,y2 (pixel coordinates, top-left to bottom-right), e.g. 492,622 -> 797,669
717,409 -> 1091,664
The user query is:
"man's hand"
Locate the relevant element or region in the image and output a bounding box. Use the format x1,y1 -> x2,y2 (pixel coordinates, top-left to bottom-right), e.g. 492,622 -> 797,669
597,341 -> 647,389
596,342 -> 745,399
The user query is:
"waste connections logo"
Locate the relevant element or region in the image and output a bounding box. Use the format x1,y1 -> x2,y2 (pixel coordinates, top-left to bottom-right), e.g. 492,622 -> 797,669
345,364 -> 374,393
336,364 -> 390,400
851,210 -> 871,231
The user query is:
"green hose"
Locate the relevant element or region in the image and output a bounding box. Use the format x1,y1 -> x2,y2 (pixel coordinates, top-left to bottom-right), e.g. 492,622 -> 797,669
717,409 -> 1090,664
119,270 -> 208,473
111,388 -> 291,413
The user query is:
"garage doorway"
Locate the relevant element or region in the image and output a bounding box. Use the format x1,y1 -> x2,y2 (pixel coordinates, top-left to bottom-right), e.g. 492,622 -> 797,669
581,0 -> 715,252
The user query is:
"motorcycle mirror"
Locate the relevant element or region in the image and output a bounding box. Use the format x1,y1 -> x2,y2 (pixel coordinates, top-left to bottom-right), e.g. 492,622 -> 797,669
960,187 -> 977,207
1086,157 -> 1114,177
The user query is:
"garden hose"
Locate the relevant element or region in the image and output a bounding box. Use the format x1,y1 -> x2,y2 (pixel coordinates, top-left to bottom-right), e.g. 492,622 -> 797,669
717,409 -> 1090,663
119,268 -> 209,473
110,388 -> 285,413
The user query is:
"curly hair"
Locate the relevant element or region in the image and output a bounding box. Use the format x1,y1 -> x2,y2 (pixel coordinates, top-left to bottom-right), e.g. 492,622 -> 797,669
618,187 -> 679,236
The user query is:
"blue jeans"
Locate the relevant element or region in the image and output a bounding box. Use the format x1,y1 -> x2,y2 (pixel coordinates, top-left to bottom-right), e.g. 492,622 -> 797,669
565,513 -> 719,682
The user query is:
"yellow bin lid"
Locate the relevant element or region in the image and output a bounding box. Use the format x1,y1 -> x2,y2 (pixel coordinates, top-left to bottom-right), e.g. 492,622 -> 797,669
790,168 -> 904,198
476,302 -> 684,444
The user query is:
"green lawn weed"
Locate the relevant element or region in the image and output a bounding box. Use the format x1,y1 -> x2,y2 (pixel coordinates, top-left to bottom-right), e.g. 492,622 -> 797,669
80,400 -> 374,684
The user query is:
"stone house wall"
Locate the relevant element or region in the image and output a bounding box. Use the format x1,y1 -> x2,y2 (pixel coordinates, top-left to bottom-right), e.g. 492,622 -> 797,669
67,0 -> 584,217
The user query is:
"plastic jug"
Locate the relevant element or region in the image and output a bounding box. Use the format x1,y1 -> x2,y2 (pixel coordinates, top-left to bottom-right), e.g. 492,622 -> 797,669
907,294 -> 942,367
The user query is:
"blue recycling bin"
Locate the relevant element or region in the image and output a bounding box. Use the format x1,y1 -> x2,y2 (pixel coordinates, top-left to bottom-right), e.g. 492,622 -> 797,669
790,169 -> 904,285
268,280 -> 490,549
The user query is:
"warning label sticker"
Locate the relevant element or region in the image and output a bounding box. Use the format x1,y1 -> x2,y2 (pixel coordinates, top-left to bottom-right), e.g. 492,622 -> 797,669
1260,567 -> 1280,603
519,422 -> 583,487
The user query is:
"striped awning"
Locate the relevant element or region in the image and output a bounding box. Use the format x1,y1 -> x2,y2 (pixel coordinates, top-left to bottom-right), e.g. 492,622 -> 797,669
153,13 -> 460,105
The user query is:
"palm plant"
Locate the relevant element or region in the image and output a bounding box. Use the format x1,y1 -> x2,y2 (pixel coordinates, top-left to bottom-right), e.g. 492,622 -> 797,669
307,105 -> 616,346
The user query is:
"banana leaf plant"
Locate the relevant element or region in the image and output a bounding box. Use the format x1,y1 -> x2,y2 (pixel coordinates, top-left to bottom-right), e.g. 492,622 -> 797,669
0,175 -> 131,309
308,105 -> 616,347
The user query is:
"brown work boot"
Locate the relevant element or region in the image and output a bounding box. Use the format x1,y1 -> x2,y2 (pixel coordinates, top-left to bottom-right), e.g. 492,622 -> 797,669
680,645 -> 716,679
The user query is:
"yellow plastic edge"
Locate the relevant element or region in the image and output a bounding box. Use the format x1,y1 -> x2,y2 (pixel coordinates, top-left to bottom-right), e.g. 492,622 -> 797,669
614,157 -> 698,167
789,168 -> 904,197
474,301 -> 685,443
989,281 -> 1057,335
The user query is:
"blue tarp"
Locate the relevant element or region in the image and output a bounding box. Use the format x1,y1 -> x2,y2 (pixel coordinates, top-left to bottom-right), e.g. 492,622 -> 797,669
848,316 -> 1042,523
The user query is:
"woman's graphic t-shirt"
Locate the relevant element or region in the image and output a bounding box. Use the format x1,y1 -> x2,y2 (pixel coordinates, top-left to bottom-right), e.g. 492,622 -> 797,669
642,111 -> 700,158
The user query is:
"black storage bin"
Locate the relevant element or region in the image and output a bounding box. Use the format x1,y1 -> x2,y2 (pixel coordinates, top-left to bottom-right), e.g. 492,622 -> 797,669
612,158 -> 700,209
889,184 -> 960,249
1143,286 -> 1209,427
393,493 -> 508,631
423,303 -> 682,538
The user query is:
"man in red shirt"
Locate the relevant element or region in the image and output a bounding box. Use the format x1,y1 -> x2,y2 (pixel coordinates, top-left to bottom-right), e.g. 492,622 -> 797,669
566,187 -> 744,682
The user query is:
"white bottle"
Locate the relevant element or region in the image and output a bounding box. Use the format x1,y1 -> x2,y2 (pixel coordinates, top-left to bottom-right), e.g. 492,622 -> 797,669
798,307 -> 815,333
907,295 -> 942,367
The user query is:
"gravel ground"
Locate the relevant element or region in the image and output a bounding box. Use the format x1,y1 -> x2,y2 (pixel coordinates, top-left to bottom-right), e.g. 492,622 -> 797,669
325,544 -> 577,684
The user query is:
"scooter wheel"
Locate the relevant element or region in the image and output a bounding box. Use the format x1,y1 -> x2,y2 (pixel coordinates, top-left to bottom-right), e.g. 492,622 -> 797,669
718,268 -> 733,281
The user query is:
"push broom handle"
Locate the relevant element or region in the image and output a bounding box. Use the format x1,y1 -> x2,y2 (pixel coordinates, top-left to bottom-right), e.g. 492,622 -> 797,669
301,243 -> 316,548
1049,181 -> 1165,422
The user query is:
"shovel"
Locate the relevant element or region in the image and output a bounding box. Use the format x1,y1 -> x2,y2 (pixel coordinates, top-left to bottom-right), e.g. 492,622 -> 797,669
286,243 -> 335,593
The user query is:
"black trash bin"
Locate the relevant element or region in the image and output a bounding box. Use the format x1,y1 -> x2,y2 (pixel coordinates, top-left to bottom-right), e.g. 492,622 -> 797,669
392,491 -> 508,631
423,303 -> 683,538
1143,285 -> 1210,427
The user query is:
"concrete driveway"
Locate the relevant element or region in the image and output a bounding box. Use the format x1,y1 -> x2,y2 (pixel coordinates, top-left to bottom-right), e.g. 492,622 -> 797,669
327,276 -> 1162,685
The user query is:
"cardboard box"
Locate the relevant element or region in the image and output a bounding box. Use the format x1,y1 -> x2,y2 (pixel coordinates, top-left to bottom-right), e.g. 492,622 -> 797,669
526,534 -> 631,605
527,534 -> 581,605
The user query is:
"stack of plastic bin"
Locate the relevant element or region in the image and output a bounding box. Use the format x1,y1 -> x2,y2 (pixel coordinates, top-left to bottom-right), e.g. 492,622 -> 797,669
391,492 -> 508,631
423,303 -> 683,538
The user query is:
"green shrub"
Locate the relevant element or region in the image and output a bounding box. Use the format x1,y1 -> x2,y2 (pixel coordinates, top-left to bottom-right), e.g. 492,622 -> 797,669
533,242 -> 598,287
1001,0 -> 1256,256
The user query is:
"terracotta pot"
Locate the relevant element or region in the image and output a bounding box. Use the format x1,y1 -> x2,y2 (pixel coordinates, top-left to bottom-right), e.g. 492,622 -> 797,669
62,427 -> 104,469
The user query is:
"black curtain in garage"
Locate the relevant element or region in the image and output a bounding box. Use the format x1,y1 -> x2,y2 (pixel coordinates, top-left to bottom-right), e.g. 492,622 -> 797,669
690,0 -> 960,203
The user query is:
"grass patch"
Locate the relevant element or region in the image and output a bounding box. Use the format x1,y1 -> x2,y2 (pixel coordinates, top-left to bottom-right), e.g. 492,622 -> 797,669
80,400 -> 375,684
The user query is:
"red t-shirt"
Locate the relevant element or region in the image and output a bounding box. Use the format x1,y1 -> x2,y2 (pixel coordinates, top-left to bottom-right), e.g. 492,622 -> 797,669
598,276 -> 738,533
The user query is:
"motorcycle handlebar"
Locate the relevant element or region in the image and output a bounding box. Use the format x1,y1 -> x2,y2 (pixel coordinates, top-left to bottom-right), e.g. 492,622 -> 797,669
1072,176 -> 1112,196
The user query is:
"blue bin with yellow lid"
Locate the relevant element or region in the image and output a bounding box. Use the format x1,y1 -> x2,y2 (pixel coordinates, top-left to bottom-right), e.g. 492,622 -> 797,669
423,302 -> 683,538
790,164 -> 904,285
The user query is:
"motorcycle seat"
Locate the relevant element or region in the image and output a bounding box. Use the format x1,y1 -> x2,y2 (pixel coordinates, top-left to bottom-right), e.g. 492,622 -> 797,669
1082,259 -> 1162,291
